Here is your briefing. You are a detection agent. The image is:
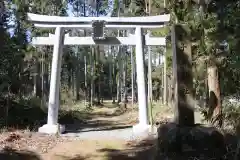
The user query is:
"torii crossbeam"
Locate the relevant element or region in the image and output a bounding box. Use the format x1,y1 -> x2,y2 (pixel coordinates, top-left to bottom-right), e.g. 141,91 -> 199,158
28,13 -> 170,28
31,33 -> 166,46
27,13 -> 170,135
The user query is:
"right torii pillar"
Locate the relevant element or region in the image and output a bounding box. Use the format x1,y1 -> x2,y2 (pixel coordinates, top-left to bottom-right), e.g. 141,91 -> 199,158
171,24 -> 195,126
133,27 -> 150,133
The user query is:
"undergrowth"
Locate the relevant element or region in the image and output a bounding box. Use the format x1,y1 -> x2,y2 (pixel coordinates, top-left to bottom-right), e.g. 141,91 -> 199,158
0,96 -> 92,131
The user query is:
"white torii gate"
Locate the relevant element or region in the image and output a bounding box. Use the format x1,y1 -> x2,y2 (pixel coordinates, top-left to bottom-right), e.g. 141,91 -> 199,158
27,13 -> 170,134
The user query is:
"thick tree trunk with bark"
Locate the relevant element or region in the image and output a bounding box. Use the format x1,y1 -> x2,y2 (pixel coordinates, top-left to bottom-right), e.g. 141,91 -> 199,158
207,64 -> 222,127
172,24 -> 195,126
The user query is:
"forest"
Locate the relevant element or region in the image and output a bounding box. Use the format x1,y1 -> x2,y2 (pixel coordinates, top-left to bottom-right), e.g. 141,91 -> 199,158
1,0 -> 240,159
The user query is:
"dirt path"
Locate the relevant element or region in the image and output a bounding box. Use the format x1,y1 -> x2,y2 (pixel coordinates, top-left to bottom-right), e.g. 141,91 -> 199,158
40,103 -> 169,159
63,102 -> 139,133
0,102 -> 171,160
88,102 -> 138,124
61,102 -> 150,140
42,139 -> 130,160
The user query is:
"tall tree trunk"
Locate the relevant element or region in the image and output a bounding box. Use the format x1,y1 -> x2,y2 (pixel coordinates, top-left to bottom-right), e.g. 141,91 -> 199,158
67,67 -> 71,91
131,46 -> 135,106
207,64 -> 222,127
33,61 -> 40,97
163,47 -> 168,105
148,46 -> 153,125
168,76 -> 173,106
41,51 -> 45,108
117,51 -> 122,104
112,47 -> 116,104
116,72 -> 121,103
0,0 -> 5,50
73,46 -> 80,100
84,55 -> 87,105
123,49 -> 128,107
72,68 -> 75,96
81,0 -> 87,103
161,64 -> 164,103
108,46 -> 113,102
116,32 -> 122,104
90,47 -> 94,107
148,46 -> 152,103
75,58 -> 80,100
116,3 -> 122,104
96,46 -> 101,105
205,62 -> 209,108
134,60 -> 138,102
93,48 -> 96,103
0,1 -> 5,23
122,31 -> 128,106
45,48 -> 50,99
120,46 -> 124,103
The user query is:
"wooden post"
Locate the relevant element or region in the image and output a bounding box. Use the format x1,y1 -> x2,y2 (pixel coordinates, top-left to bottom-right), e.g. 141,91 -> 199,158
171,24 -> 195,126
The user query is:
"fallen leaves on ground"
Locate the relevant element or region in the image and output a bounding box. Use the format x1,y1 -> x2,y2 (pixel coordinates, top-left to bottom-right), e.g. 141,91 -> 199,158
0,130 -> 68,154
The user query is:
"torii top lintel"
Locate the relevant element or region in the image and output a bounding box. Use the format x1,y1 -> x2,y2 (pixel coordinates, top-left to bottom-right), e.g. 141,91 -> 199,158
27,13 -> 170,29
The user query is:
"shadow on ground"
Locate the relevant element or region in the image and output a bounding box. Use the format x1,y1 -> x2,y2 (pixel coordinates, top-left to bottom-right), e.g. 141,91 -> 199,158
64,118 -> 132,133
60,105 -> 131,133
58,138 -> 157,160
0,147 -> 42,160
98,139 -> 157,160
0,98 -> 130,132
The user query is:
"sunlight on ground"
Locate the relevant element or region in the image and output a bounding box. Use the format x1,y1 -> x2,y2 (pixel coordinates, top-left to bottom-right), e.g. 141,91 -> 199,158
43,139 -> 128,160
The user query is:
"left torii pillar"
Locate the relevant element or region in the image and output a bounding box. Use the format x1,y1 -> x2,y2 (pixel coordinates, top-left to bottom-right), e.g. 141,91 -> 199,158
38,27 -> 66,134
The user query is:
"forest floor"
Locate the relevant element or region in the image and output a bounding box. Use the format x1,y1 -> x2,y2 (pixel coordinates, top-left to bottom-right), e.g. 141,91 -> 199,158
0,101 -> 174,160
0,101 -> 238,159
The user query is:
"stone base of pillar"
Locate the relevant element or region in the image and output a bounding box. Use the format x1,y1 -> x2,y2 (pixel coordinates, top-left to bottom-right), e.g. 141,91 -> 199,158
132,123 -> 156,135
38,124 -> 65,134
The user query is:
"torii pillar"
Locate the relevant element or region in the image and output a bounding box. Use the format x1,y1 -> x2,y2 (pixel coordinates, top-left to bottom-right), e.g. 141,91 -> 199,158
38,27 -> 65,134
133,27 -> 150,133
